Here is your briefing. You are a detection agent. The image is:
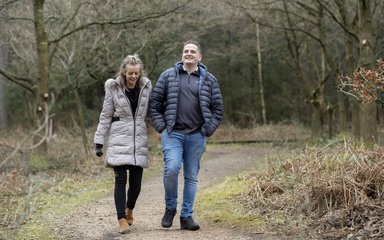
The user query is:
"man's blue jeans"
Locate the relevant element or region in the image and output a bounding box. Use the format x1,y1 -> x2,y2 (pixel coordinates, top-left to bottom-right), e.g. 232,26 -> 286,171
161,130 -> 206,218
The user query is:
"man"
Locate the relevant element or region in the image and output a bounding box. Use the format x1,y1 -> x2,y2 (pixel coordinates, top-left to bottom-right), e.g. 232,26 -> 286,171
149,40 -> 224,231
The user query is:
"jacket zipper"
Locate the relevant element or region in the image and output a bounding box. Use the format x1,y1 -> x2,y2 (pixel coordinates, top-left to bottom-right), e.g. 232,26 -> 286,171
120,83 -> 141,166
133,80 -> 149,165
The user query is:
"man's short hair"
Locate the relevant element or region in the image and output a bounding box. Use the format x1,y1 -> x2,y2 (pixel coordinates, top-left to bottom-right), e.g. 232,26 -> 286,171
183,40 -> 201,52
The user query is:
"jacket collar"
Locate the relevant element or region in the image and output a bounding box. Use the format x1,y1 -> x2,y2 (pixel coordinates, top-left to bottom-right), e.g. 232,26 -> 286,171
175,61 -> 208,78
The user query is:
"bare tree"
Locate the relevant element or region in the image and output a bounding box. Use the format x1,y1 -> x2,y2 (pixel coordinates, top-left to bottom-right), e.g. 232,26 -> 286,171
256,22 -> 267,124
0,29 -> 8,130
357,0 -> 377,143
335,0 -> 359,136
0,0 -> 189,155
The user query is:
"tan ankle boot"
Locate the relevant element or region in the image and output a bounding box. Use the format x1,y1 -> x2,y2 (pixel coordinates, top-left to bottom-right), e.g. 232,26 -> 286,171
118,218 -> 129,234
125,208 -> 133,226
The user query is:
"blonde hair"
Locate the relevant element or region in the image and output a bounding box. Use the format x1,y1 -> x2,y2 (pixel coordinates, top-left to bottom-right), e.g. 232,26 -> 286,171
118,54 -> 145,86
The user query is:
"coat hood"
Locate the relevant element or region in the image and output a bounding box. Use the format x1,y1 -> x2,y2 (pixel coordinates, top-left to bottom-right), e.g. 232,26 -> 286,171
104,76 -> 151,90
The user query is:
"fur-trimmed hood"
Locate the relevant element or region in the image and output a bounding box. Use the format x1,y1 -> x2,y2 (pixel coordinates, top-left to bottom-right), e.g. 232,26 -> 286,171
104,76 -> 150,90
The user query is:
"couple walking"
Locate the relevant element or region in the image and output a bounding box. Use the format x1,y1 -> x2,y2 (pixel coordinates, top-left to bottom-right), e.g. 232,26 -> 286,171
94,40 -> 224,234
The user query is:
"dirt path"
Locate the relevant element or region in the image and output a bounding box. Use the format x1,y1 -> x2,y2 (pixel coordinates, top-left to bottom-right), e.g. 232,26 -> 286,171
54,144 -> 285,240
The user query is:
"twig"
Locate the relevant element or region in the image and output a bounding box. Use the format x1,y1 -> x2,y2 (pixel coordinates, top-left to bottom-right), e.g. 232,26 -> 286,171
369,204 -> 384,210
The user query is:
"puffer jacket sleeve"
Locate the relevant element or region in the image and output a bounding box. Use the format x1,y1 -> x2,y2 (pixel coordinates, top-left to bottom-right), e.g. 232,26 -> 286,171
149,71 -> 167,133
94,79 -> 115,144
203,75 -> 224,137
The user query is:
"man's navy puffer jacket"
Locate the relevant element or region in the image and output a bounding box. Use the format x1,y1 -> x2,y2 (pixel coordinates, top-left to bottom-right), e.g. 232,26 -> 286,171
150,61 -> 223,137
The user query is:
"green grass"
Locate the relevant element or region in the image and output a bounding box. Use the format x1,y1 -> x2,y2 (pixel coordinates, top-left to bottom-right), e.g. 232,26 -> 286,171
1,171 -> 113,240
196,174 -> 265,228
1,158 -> 164,240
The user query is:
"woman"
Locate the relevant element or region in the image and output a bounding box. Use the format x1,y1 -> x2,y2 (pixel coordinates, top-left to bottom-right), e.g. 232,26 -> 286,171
94,54 -> 151,234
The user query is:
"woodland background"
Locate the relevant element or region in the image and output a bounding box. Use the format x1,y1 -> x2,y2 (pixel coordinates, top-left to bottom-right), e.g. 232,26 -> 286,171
1,1 -> 384,239
0,0 -> 383,146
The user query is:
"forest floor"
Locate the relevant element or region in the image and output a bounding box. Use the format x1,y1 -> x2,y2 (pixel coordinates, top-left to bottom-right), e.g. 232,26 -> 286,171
52,143 -> 292,240
12,124 -> 384,240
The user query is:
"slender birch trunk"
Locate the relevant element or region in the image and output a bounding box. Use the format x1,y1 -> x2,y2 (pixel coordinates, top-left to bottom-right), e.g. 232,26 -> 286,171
256,22 -> 267,125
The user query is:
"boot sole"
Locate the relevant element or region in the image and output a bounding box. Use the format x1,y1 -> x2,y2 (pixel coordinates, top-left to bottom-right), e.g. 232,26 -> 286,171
161,222 -> 173,228
180,225 -> 200,231
119,228 -> 130,234
161,209 -> 176,228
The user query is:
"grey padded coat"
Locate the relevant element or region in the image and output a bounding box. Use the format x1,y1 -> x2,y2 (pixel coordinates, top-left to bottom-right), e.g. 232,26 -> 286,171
94,76 -> 152,168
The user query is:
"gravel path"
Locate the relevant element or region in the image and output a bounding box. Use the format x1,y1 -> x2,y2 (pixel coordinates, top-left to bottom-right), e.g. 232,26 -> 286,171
54,144 -> 286,240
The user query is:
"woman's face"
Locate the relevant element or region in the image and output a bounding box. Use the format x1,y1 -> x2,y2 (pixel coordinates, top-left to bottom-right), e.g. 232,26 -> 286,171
124,64 -> 141,88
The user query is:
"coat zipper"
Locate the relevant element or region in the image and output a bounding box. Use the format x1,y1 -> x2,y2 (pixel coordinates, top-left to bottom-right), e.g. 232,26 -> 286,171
120,84 -> 140,166
132,80 -> 149,165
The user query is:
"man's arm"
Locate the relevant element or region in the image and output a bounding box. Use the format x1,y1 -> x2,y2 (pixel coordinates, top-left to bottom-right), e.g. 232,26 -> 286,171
149,72 -> 167,133
203,75 -> 224,137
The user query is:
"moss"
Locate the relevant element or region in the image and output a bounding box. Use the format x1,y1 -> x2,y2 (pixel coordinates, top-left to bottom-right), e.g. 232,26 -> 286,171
196,175 -> 264,228
29,153 -> 50,171
5,171 -> 114,240
14,225 -> 55,240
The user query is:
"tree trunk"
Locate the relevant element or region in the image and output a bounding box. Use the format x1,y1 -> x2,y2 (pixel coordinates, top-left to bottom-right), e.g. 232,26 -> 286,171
0,43 -> 8,130
0,10 -> 8,130
311,104 -> 322,139
73,87 -> 90,155
310,4 -> 327,139
256,22 -> 267,125
351,101 -> 360,138
282,0 -> 312,126
336,95 -> 347,133
338,0 -> 358,137
341,29 -> 356,134
33,0 -> 50,153
337,24 -> 354,135
358,0 -> 377,143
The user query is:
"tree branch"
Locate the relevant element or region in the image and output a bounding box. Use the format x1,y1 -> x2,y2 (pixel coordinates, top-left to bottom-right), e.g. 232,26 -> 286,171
0,68 -> 34,93
48,4 -> 187,45
48,2 -> 90,66
0,0 -> 20,10
314,0 -> 359,42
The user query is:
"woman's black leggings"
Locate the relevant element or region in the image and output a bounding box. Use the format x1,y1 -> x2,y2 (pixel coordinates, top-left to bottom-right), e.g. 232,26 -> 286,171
113,165 -> 143,220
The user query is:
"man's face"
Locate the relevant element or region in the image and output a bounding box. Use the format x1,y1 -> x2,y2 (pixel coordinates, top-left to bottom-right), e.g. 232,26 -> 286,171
182,44 -> 202,66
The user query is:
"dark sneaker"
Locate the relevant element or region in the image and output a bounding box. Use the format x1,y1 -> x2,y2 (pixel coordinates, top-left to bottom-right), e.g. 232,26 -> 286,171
161,208 -> 177,228
180,216 -> 200,231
